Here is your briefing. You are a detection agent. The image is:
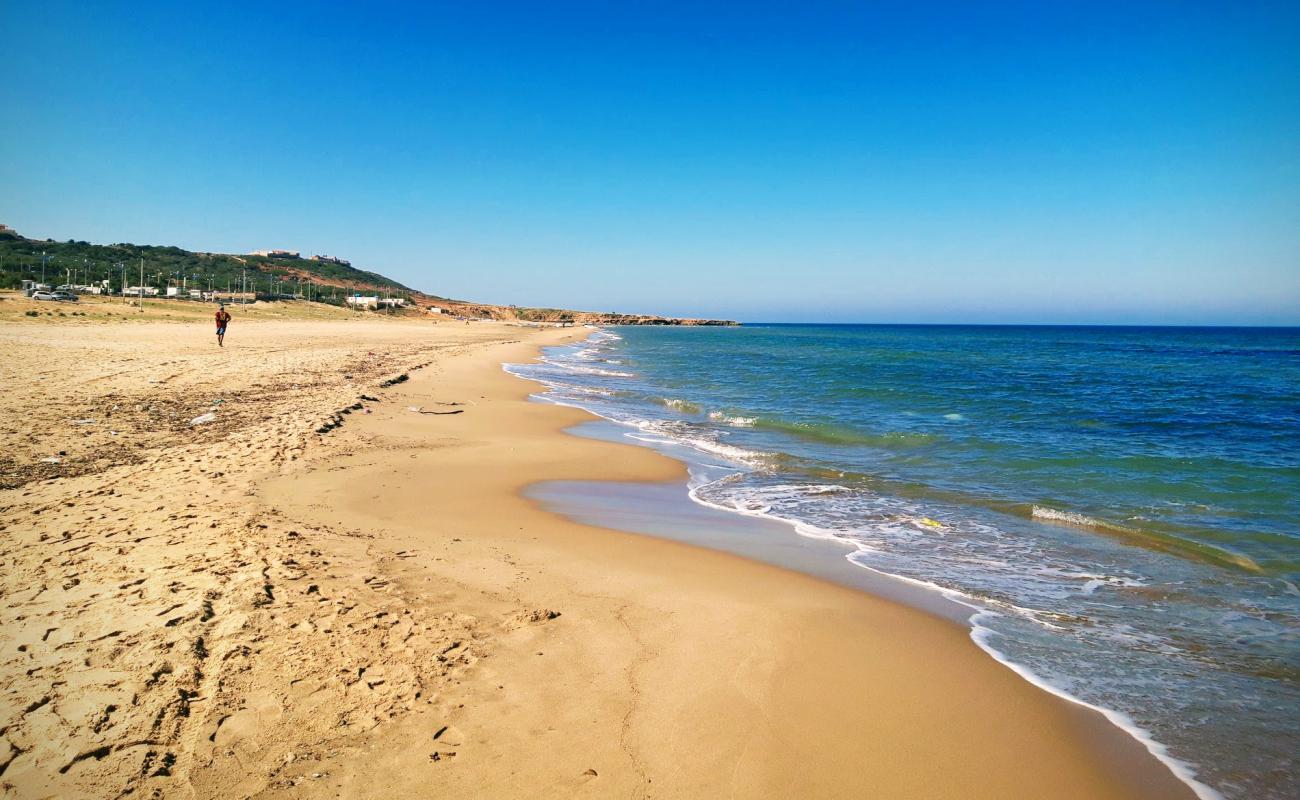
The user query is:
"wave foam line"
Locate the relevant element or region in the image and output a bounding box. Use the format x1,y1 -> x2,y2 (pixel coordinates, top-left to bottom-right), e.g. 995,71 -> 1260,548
968,618 -> 1224,800
1030,505 -> 1263,574
685,475 -> 1225,800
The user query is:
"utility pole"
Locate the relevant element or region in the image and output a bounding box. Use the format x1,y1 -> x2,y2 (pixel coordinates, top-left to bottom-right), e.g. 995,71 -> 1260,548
138,256 -> 145,311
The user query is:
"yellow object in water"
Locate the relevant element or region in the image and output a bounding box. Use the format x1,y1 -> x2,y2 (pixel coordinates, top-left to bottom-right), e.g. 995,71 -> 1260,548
917,517 -> 944,529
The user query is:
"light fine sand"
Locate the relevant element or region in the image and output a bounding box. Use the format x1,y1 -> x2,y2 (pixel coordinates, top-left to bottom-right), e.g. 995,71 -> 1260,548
0,303 -> 1194,799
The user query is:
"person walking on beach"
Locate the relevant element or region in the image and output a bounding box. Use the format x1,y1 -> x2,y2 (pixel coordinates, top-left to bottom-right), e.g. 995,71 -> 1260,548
215,304 -> 232,347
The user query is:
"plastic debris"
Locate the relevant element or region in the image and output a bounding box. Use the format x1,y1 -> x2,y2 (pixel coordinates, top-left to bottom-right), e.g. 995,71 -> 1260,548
40,457 -> 62,464
72,419 -> 96,425
189,412 -> 217,426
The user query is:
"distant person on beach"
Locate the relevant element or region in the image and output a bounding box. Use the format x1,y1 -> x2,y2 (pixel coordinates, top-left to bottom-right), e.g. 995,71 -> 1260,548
215,305 -> 231,347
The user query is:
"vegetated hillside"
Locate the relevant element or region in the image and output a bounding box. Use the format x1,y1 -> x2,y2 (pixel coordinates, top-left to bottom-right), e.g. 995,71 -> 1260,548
0,231 -> 737,324
0,233 -> 412,301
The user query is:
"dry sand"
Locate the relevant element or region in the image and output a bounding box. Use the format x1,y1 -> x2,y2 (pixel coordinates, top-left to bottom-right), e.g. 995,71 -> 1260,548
0,299 -> 1195,799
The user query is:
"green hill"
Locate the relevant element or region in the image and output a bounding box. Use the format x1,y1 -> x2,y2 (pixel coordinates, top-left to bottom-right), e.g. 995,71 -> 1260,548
0,232 -> 416,303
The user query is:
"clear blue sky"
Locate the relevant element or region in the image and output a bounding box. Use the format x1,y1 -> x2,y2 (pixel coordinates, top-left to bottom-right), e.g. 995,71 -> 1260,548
3,1 -> 1297,324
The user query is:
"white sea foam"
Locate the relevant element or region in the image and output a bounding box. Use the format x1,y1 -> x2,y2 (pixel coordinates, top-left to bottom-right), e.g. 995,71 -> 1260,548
626,430 -> 769,465
539,357 -> 634,378
806,484 -> 850,495
1032,505 -> 1108,528
685,475 -> 1223,799
708,410 -> 757,427
968,622 -> 1224,800
661,397 -> 702,413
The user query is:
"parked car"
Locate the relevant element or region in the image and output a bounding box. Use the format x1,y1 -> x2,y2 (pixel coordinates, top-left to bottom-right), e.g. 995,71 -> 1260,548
31,291 -> 56,301
51,291 -> 79,302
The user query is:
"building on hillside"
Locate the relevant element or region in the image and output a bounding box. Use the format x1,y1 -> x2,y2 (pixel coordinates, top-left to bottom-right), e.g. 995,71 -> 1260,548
210,291 -> 256,302
427,306 -> 443,314
377,297 -> 407,308
311,254 -> 351,267
125,286 -> 160,296
345,295 -> 379,309
251,249 -> 300,259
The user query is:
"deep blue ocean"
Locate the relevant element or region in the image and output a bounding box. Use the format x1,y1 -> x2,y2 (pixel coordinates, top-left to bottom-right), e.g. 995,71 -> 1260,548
508,324 -> 1299,799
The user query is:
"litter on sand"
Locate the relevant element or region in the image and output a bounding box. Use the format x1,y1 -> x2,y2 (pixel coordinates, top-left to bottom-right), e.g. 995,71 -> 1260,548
189,412 -> 218,426
407,405 -> 464,415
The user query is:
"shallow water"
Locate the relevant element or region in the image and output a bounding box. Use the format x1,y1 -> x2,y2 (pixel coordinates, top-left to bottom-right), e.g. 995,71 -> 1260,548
507,324 -> 1299,799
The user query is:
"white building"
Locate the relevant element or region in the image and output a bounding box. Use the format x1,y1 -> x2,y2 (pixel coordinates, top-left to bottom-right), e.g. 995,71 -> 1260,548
252,249 -> 300,259
311,254 -> 351,267
345,295 -> 379,309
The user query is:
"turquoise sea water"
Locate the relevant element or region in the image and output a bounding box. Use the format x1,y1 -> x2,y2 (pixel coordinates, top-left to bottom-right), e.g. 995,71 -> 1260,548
507,324 -> 1299,799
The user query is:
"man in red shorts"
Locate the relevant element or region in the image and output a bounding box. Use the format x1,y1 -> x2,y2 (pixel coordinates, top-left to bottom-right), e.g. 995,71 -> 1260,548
215,304 -> 232,347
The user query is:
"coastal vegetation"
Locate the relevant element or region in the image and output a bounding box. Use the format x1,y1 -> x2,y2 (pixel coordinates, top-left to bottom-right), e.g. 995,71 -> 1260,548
0,233 -> 412,302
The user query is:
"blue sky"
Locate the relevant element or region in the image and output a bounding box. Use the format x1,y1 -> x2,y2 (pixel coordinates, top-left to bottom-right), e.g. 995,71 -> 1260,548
3,1 -> 1297,323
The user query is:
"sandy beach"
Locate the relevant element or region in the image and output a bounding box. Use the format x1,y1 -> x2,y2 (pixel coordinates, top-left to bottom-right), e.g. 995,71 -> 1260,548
0,299 -> 1196,799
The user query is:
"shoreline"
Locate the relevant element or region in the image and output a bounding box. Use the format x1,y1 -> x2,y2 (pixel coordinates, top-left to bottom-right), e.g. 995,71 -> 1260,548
0,313 -> 1201,798
509,326 -> 1264,800
516,351 -> 1222,800
259,326 -> 1196,798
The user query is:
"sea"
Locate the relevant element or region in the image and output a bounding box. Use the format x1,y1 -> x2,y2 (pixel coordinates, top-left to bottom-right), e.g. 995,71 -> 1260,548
506,323 -> 1299,800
